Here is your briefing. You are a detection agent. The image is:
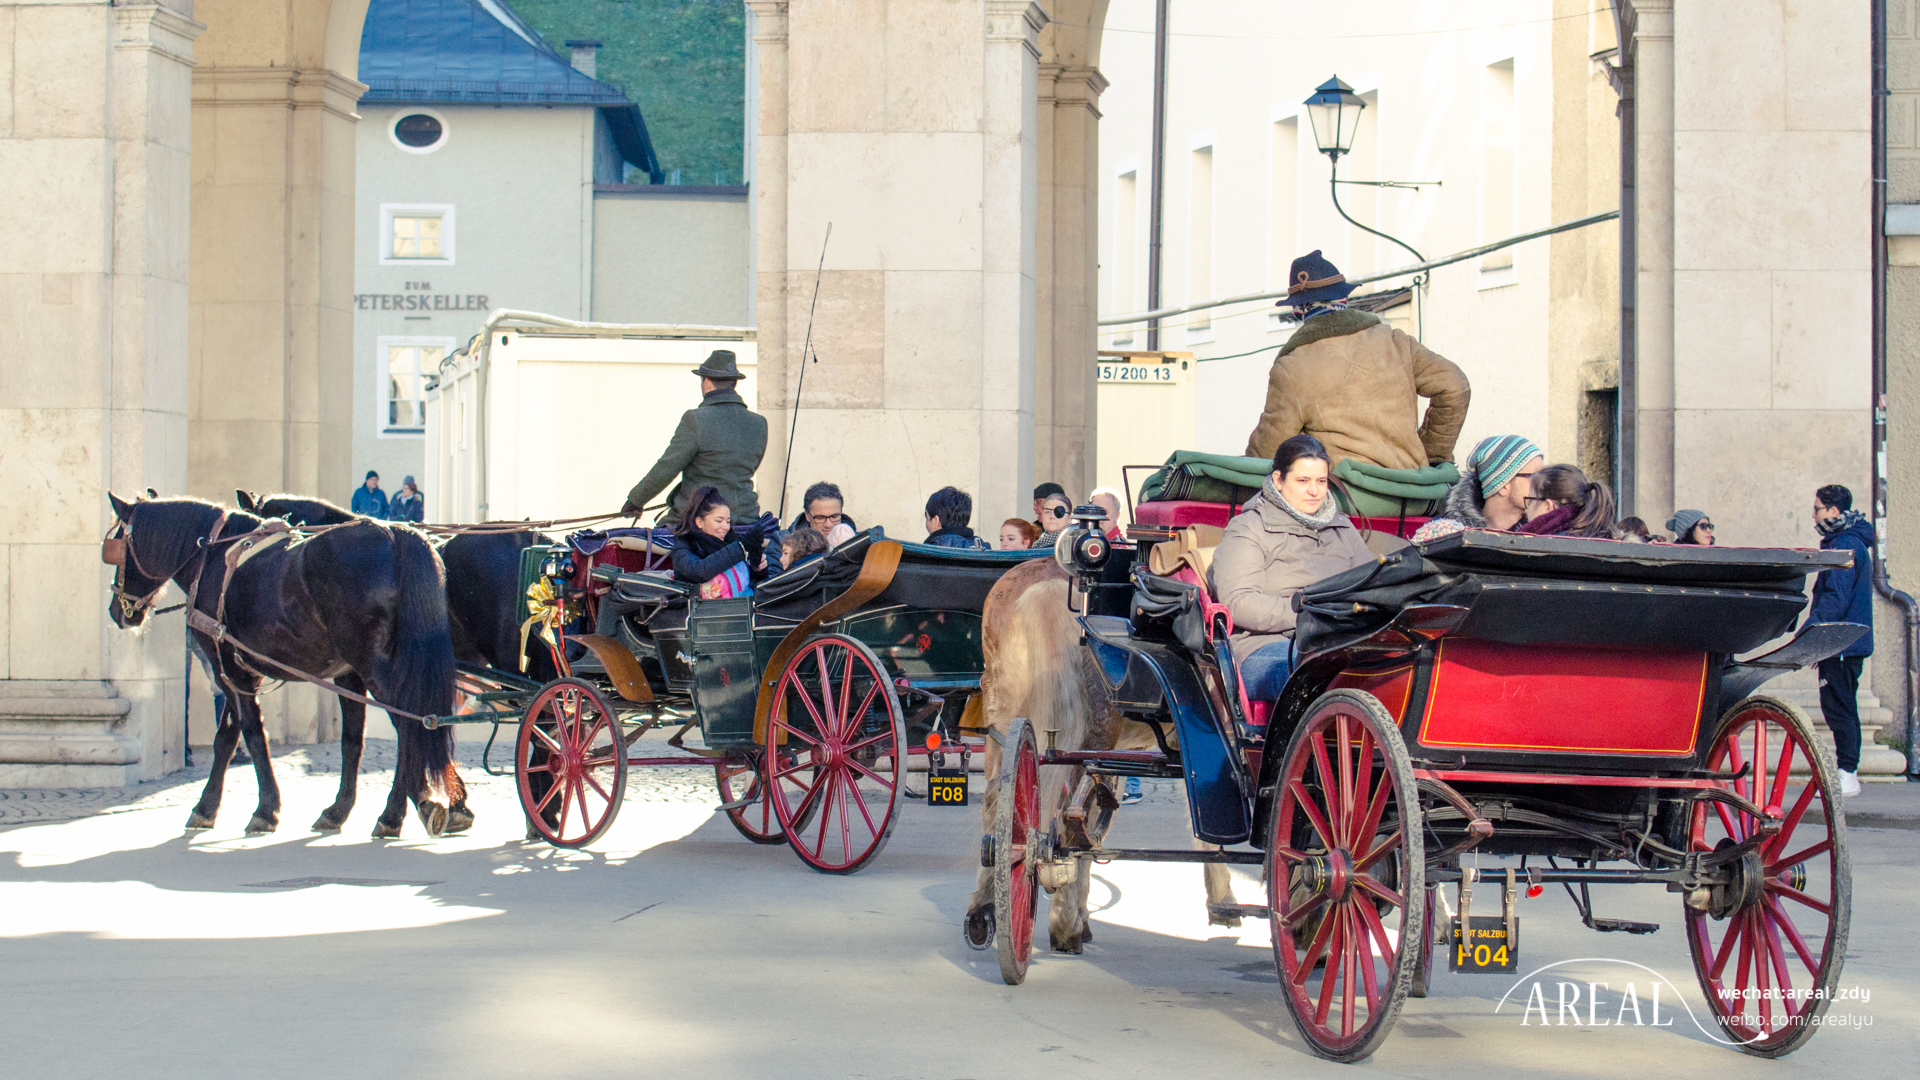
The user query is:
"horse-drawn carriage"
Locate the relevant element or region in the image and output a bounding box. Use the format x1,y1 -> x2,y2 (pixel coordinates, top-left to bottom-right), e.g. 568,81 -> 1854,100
989,506 -> 1856,1061
452,528 -> 1043,872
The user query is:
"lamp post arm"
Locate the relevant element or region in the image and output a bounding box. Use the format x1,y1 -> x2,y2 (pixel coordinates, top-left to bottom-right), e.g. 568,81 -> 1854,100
1329,158 -> 1425,266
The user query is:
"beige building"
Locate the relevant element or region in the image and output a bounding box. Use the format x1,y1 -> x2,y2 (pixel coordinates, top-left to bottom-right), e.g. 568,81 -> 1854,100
0,0 -> 1911,784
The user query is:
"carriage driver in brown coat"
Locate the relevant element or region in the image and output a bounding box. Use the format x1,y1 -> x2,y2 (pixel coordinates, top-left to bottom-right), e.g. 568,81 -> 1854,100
622,349 -> 768,525
1246,250 -> 1470,471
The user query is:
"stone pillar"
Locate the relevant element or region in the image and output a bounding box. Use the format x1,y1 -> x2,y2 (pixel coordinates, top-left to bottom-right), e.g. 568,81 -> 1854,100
1035,49 -> 1107,504
188,1 -> 365,512
1629,0 -> 1674,518
0,1 -> 202,784
753,0 -> 1045,535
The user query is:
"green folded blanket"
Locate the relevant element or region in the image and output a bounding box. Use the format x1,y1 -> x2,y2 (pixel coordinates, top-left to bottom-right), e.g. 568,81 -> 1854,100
1333,459 -> 1459,500
1139,451 -> 1459,515
1136,451 -> 1271,505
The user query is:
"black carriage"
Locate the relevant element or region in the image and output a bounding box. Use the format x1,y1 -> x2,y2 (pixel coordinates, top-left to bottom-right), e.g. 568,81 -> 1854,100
990,507 -> 1857,1061
453,529 -> 1040,872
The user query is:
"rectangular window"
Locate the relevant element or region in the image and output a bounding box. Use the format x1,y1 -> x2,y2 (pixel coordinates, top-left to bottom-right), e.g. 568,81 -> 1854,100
1269,117 -> 1298,293
378,336 -> 452,435
379,204 -> 456,265
1481,61 -> 1517,276
1187,142 -> 1214,340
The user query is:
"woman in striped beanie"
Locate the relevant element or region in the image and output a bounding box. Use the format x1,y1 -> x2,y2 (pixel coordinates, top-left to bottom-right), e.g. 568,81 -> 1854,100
1410,434 -> 1544,543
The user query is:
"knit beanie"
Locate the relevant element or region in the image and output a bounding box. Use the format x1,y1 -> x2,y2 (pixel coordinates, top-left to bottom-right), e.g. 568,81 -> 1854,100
1666,508 -> 1706,538
1467,435 -> 1543,499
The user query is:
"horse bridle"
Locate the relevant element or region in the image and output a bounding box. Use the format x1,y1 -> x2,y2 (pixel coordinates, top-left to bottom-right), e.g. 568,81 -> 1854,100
102,505 -> 228,623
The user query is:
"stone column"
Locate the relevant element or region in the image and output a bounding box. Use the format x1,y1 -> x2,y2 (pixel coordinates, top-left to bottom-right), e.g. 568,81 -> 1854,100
755,0 -> 1045,534
1629,0 -> 1674,519
0,1 -> 202,784
1037,61 -> 1107,503
746,1 -> 791,518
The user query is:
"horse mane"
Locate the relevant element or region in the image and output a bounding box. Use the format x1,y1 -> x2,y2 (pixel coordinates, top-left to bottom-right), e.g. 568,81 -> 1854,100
127,497 -> 255,588
253,493 -> 357,526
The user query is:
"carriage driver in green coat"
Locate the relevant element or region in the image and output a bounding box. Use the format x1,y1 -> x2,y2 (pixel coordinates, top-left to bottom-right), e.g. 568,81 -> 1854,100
621,349 -> 768,524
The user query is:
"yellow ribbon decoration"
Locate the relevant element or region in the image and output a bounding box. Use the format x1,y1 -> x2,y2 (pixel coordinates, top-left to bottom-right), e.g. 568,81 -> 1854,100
519,576 -> 564,672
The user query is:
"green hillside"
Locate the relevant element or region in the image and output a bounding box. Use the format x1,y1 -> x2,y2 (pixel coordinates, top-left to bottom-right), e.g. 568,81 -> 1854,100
509,0 -> 746,184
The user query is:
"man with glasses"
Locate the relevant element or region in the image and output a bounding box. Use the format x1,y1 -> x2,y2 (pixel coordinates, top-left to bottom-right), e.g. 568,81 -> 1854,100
787,480 -> 857,538
1810,485 -> 1874,797
1410,435 -> 1544,543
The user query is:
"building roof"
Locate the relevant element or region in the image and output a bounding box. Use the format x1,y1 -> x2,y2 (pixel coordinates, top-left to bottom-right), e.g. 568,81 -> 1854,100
359,0 -> 662,180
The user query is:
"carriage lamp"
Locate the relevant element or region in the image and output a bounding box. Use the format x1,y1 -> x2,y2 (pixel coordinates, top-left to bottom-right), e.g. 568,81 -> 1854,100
1304,76 -> 1365,162
1054,505 -> 1114,594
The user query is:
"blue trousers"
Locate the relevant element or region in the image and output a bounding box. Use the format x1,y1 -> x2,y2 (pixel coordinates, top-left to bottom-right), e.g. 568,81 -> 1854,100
1239,639 -> 1296,703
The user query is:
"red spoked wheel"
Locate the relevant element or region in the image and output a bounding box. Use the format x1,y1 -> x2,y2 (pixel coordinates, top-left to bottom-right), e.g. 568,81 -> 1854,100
715,756 -> 783,844
516,678 -> 628,848
764,634 -> 906,874
1266,689 -> 1423,1063
1686,696 -> 1850,1057
994,716 -> 1042,984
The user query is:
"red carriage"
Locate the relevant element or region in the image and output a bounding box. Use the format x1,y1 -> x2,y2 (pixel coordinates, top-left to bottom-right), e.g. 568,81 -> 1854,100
989,507 -> 1857,1061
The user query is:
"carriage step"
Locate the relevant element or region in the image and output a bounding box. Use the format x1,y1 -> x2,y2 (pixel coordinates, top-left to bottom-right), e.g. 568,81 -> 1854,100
713,796 -> 756,812
1208,903 -> 1271,921
1587,917 -> 1660,935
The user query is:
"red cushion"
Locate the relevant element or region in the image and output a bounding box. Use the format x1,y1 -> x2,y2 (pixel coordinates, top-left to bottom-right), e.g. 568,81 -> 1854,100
1134,500 -> 1238,528
1245,700 -> 1271,727
1352,514 -> 1433,539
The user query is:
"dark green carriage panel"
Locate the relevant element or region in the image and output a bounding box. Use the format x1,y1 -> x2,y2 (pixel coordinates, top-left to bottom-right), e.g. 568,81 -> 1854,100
688,597 -> 759,746
834,607 -> 984,684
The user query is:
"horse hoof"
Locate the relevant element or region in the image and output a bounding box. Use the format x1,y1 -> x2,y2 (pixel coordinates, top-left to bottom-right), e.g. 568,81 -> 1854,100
1208,914 -> 1243,929
372,820 -> 403,839
1050,929 -> 1085,954
311,814 -> 343,833
417,801 -> 448,838
1080,922 -> 1093,944
245,814 -> 277,835
184,812 -> 216,831
963,905 -> 995,951
444,807 -> 475,834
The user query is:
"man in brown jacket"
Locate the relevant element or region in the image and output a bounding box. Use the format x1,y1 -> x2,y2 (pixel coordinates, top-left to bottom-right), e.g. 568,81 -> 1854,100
1245,250 -> 1470,470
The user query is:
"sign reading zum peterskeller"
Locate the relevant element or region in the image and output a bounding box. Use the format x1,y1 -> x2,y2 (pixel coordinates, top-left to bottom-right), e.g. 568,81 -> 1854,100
355,293 -> 490,311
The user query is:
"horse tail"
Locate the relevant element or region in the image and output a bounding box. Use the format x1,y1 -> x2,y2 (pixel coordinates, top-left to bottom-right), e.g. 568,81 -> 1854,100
377,525 -> 456,792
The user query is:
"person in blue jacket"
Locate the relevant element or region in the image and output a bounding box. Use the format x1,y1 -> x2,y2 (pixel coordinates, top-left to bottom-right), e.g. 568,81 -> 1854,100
350,470 -> 388,518
923,486 -> 990,549
1810,484 -> 1875,797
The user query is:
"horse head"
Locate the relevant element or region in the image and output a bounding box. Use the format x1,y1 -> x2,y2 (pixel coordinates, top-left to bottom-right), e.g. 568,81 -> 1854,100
104,492 -> 226,629
241,490 -> 357,527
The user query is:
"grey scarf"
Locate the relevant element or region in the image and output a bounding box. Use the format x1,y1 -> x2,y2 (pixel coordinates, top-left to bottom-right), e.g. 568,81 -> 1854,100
1264,474 -> 1337,530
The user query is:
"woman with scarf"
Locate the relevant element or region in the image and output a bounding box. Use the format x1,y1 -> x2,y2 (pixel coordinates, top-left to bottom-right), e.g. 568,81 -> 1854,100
1516,464 -> 1618,539
1209,434 -> 1374,703
671,486 -> 764,599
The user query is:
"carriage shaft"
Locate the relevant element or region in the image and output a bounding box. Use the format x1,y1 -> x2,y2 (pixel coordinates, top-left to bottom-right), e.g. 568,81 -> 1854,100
1072,847 -> 1265,865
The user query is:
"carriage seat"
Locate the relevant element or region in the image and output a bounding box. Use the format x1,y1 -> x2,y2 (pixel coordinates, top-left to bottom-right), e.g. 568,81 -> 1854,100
1142,526 -> 1271,729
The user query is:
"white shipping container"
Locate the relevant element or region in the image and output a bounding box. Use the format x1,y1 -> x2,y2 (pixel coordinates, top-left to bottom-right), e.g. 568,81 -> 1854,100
424,312 -> 756,523
1095,351 -> 1196,520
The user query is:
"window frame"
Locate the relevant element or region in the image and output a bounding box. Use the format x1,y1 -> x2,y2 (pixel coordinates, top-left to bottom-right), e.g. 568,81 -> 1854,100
388,108 -> 450,155
376,335 -> 454,439
379,203 -> 456,266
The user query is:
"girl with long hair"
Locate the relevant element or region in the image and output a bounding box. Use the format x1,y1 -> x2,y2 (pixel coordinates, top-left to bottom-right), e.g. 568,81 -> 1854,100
1517,464 -> 1617,539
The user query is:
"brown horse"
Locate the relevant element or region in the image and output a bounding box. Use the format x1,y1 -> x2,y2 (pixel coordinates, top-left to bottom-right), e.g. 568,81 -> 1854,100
963,559 -> 1234,954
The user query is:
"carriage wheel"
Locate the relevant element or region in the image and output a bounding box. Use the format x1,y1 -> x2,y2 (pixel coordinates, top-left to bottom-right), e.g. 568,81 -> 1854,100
994,716 -> 1043,985
1686,696 -> 1850,1057
1408,886 -> 1437,999
764,634 -> 906,874
1266,689 -> 1423,1063
715,756 -> 784,844
516,678 -> 628,848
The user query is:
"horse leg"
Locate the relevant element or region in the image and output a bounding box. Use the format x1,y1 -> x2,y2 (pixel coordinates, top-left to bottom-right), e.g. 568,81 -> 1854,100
443,751 -> 474,834
1203,858 -> 1241,928
406,722 -> 451,837
236,696 -> 280,834
372,717 -> 415,838
962,718 -> 1002,949
186,697 -> 243,830
313,687 -> 365,831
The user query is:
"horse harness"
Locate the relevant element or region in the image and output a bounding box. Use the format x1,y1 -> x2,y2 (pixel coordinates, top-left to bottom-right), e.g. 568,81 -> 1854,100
105,510 -> 447,727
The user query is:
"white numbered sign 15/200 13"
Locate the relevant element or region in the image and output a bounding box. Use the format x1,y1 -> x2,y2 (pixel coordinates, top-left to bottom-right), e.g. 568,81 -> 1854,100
1096,363 -> 1178,384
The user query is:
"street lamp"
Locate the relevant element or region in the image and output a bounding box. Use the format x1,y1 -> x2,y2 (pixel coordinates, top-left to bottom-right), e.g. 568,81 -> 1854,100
1304,75 -> 1428,267
1304,76 -> 1365,163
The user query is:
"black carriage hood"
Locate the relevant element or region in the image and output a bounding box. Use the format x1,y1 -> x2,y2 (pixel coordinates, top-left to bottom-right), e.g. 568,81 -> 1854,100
1292,530 -> 1853,657
752,528 -> 1046,622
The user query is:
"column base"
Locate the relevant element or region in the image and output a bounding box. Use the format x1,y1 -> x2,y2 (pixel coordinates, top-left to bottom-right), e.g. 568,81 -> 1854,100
0,681 -> 143,788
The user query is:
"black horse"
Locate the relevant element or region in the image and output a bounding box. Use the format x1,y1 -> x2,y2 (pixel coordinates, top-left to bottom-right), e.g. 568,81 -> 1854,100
105,493 -> 461,837
234,491 -> 557,681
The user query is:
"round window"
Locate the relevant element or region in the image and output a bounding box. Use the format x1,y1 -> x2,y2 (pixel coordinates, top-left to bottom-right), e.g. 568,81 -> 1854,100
394,113 -> 445,149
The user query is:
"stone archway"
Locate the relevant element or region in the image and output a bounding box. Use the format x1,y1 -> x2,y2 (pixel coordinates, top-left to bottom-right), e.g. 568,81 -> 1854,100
747,0 -> 1112,533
